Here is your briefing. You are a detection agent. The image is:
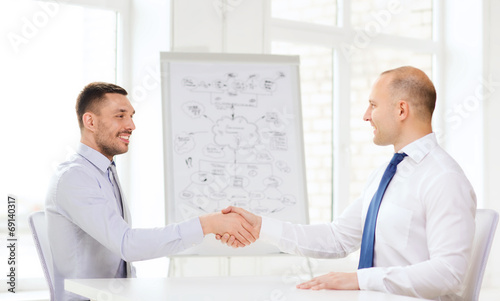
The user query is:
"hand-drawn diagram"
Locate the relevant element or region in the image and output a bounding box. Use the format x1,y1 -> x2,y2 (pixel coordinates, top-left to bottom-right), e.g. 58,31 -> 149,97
164,60 -> 306,225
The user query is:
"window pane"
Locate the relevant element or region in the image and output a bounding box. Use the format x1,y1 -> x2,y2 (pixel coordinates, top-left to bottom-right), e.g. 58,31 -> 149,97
349,47 -> 433,203
351,0 -> 433,40
272,0 -> 337,27
0,0 -> 117,288
272,42 -> 333,223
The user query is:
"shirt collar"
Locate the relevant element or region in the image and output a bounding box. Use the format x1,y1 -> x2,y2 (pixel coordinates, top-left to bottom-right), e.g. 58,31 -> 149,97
400,133 -> 438,164
77,142 -> 112,173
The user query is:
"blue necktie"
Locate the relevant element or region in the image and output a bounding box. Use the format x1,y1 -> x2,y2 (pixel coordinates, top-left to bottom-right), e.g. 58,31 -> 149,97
358,152 -> 407,269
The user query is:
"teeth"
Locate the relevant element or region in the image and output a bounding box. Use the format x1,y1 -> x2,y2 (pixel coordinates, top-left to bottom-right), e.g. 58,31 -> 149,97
120,136 -> 129,140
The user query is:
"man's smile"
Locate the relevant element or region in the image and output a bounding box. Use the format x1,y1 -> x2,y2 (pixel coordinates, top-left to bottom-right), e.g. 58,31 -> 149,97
118,133 -> 131,143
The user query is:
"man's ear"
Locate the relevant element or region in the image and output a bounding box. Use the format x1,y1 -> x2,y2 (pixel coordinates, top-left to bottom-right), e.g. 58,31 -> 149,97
82,112 -> 96,132
398,100 -> 409,120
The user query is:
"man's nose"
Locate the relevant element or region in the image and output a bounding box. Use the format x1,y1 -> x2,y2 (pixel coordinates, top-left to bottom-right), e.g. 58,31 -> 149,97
363,106 -> 371,121
127,118 -> 136,131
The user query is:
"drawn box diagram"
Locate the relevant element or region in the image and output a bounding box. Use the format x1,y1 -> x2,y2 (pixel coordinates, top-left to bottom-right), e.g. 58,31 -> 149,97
180,159 -> 296,216
160,52 -> 309,254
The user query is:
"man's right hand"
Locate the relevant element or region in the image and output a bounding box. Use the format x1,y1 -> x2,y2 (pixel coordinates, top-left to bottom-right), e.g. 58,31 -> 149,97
215,206 -> 262,248
199,210 -> 259,248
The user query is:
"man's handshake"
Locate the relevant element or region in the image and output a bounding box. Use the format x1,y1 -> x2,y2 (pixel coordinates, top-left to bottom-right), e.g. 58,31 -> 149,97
198,206 -> 262,248
216,206 -> 262,248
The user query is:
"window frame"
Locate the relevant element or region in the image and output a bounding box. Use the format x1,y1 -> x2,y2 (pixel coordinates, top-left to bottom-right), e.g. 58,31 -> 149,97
61,0 -> 131,86
0,0 -> 130,292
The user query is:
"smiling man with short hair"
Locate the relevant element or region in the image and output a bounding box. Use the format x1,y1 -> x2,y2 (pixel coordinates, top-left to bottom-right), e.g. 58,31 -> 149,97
46,82 -> 259,301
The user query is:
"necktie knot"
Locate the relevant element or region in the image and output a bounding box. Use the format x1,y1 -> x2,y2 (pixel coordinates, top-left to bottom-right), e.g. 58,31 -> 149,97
108,163 -> 117,183
109,161 -> 117,172
390,152 -> 407,166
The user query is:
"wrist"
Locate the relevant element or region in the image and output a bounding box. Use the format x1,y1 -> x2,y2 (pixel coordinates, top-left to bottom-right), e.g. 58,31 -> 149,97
256,216 -> 262,235
199,213 -> 215,235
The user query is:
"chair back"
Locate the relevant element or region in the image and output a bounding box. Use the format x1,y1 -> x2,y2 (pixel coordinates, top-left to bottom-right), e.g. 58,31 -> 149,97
28,211 -> 54,301
461,209 -> 499,301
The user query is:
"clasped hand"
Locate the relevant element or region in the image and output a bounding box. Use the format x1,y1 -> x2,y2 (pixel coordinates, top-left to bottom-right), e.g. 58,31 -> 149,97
199,206 -> 261,248
214,206 -> 262,248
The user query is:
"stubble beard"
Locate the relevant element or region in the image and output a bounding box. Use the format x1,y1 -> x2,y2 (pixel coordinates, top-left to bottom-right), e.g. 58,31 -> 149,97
95,130 -> 128,159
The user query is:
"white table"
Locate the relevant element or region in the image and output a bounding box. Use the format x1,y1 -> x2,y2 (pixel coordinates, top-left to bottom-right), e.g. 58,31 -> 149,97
65,276 -> 430,301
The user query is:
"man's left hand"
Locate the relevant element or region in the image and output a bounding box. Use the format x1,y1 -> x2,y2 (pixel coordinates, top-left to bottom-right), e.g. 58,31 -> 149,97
296,272 -> 360,291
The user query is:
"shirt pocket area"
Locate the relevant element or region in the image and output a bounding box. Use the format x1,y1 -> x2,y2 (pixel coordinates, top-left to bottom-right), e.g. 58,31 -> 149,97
376,201 -> 413,250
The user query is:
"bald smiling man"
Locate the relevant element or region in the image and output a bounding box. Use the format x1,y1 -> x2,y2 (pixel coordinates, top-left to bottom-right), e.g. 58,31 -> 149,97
219,66 -> 477,301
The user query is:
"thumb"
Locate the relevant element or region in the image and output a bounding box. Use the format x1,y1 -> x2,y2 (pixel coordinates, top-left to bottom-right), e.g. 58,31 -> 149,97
221,206 -> 234,214
228,206 -> 248,216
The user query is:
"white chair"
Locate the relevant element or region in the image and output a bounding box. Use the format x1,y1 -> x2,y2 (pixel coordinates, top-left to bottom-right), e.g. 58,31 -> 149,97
28,211 -> 54,301
461,208 -> 499,301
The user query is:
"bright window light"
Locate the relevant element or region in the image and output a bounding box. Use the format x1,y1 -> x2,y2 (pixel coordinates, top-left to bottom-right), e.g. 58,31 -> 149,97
0,0 -> 118,289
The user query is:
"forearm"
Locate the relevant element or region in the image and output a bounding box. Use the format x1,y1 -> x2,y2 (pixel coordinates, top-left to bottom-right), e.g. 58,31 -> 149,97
121,217 -> 203,261
260,216 -> 360,258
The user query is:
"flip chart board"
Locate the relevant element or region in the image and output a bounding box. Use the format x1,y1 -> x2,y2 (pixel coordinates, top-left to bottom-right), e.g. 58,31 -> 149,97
160,52 -> 308,255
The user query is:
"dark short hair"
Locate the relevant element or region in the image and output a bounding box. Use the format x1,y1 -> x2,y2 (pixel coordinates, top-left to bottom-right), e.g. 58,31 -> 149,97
75,82 -> 128,129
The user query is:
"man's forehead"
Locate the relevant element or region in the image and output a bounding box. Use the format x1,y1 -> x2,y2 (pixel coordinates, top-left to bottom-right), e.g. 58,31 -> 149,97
373,73 -> 395,90
102,93 -> 135,112
368,76 -> 392,101
375,73 -> 393,85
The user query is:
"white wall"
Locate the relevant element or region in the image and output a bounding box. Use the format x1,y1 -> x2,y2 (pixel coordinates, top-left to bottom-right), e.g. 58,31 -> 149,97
441,0 -> 484,205
171,0 -> 265,53
482,0 -> 500,287
441,0 -> 500,288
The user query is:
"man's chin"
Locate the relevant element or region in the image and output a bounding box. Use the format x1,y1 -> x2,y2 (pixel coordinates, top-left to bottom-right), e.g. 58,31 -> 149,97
373,137 -> 390,147
108,146 -> 129,158
118,146 -> 129,155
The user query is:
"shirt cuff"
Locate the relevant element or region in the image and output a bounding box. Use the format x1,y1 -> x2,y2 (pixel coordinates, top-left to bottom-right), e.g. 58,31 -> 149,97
178,216 -> 204,249
260,216 -> 284,244
357,267 -> 385,292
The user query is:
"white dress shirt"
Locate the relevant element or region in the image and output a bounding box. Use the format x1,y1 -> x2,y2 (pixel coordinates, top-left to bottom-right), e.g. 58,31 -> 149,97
260,133 -> 476,300
46,143 -> 204,301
